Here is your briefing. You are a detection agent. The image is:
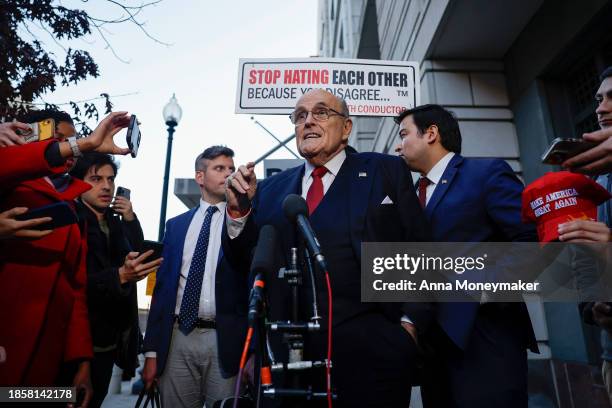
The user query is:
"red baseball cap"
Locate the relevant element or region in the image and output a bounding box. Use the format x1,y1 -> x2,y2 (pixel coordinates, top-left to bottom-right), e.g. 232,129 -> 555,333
522,172 -> 611,242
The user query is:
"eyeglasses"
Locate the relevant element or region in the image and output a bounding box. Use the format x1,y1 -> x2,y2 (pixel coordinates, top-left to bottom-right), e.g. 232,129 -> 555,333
289,107 -> 347,125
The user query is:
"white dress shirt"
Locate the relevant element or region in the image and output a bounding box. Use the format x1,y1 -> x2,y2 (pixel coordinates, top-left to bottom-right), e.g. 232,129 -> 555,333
226,150 -> 347,238
421,152 -> 455,206
145,199 -> 225,359
174,199 -> 225,319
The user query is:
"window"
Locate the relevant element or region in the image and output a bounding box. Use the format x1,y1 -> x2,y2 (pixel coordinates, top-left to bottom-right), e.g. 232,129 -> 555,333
567,59 -> 600,136
565,41 -> 612,137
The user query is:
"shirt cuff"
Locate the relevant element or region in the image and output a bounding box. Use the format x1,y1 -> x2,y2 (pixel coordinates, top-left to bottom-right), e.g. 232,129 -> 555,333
144,351 -> 157,359
226,208 -> 251,239
400,315 -> 413,325
44,140 -> 65,167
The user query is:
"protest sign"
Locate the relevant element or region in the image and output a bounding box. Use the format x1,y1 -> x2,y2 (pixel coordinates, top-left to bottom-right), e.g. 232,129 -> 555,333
235,58 -> 419,116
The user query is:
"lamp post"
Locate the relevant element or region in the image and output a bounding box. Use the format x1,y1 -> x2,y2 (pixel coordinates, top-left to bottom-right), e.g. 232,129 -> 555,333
159,93 -> 182,241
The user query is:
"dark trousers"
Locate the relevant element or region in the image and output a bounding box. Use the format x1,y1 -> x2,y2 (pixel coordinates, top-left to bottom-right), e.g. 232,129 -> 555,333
421,305 -> 528,408
90,350 -> 116,408
294,313 -> 418,408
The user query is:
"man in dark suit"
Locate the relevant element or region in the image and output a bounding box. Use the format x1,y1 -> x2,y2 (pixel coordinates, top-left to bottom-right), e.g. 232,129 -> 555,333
143,146 -> 249,407
70,152 -> 153,407
394,104 -> 538,407
225,89 -> 431,407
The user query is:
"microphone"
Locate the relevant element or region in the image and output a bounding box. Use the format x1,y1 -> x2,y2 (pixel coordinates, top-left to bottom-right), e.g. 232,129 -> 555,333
248,225 -> 278,326
282,194 -> 327,271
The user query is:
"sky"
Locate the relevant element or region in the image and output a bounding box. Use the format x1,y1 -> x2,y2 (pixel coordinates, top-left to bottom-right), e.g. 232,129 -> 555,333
31,0 -> 319,305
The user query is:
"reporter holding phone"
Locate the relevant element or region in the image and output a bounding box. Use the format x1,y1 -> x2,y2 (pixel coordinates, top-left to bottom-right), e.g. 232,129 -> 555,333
559,66 -> 612,405
70,152 -> 161,407
563,67 -> 612,176
0,109 -> 131,405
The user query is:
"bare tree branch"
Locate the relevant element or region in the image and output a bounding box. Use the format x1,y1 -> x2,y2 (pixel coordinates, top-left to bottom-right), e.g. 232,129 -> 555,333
86,0 -> 172,46
35,21 -> 69,53
92,22 -> 131,63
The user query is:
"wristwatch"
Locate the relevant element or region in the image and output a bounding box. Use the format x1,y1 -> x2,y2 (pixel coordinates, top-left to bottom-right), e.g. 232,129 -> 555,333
67,136 -> 82,157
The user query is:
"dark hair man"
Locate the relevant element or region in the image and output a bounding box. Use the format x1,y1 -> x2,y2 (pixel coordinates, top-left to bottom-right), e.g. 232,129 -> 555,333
561,66 -> 612,404
564,66 -> 612,175
0,110 -> 131,405
225,89 -> 431,407
70,152 -> 159,407
143,146 -> 249,407
395,104 -> 538,407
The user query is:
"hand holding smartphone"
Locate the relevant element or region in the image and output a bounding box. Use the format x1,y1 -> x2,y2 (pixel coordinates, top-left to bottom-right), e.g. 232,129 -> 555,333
541,137 -> 598,165
16,118 -> 55,144
15,202 -> 77,230
142,240 -> 163,260
126,115 -> 141,158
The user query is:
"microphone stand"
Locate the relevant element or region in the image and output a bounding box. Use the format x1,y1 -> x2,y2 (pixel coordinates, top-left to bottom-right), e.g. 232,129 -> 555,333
263,246 -> 336,403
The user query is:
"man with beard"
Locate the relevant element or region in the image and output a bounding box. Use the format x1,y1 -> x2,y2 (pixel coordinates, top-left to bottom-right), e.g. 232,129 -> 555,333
70,152 -> 160,407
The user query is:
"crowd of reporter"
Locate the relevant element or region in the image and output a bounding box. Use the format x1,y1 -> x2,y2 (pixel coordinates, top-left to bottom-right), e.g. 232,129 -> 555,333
0,110 -> 159,407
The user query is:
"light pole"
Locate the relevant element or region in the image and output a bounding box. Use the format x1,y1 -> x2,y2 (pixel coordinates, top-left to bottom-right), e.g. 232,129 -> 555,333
159,93 -> 182,241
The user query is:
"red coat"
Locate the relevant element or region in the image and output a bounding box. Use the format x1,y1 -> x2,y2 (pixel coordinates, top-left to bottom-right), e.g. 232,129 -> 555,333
0,140 -> 93,385
0,139 -> 70,187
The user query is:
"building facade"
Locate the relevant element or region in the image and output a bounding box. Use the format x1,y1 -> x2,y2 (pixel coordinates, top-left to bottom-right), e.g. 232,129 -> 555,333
318,0 -> 612,406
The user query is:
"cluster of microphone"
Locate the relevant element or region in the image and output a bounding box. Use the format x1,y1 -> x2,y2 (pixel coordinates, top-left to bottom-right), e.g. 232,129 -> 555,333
247,194 -> 327,326
245,194 -> 335,403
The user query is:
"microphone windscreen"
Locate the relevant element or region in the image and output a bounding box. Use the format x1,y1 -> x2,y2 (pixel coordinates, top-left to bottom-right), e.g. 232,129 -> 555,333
250,224 -> 278,275
283,193 -> 308,221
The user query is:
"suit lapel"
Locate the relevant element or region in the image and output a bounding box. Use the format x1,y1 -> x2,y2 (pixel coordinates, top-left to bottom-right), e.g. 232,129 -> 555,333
172,206 -> 199,279
426,155 -> 463,218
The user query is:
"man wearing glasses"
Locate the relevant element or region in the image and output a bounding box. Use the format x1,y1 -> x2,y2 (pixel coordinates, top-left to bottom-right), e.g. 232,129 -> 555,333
224,89 -> 431,407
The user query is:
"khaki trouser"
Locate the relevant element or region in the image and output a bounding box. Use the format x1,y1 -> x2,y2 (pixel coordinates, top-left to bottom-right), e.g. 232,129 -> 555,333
159,323 -> 236,408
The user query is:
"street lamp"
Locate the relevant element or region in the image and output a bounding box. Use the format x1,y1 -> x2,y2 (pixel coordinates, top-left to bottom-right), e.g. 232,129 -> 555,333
159,93 -> 182,241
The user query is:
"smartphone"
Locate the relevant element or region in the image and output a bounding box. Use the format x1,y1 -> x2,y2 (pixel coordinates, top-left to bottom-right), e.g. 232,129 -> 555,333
142,240 -> 163,260
16,118 -> 55,143
116,186 -> 131,200
15,202 -> 78,230
126,115 -> 141,158
541,137 -> 598,165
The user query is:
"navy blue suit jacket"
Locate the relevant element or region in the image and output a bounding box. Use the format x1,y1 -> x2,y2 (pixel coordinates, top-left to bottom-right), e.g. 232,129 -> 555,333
224,149 -> 433,345
143,207 -> 248,378
425,154 -> 537,351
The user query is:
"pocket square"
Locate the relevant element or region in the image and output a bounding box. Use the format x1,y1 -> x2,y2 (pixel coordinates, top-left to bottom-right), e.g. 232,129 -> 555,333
381,196 -> 394,205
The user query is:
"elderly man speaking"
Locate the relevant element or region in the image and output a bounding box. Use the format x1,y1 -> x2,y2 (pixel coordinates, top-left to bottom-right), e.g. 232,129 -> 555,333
224,89 -> 431,407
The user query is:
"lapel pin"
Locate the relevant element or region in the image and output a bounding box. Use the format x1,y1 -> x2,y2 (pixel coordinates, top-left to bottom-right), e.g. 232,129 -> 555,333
441,179 -> 448,184
359,172 -> 367,177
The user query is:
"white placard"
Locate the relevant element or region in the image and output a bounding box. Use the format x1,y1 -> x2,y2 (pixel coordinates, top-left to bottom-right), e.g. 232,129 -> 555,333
235,58 -> 419,117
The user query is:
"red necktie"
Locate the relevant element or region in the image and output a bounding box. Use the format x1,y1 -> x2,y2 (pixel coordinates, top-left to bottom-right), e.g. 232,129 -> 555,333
306,166 -> 328,215
417,177 -> 431,209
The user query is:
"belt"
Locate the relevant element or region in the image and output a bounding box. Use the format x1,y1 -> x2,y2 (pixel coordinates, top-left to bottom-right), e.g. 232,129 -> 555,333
174,315 -> 216,329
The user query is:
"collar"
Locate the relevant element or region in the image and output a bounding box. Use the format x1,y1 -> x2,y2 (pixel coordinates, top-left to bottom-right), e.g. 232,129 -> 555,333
198,198 -> 226,216
304,149 -> 347,180
425,152 -> 455,185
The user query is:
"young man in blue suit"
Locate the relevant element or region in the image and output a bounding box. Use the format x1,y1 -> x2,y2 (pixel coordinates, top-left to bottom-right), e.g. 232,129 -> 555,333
224,89 -> 431,407
395,104 -> 538,407
142,146 -> 248,407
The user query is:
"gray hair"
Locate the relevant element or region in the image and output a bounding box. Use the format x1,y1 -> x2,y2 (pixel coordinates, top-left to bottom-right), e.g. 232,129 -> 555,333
336,96 -> 349,117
